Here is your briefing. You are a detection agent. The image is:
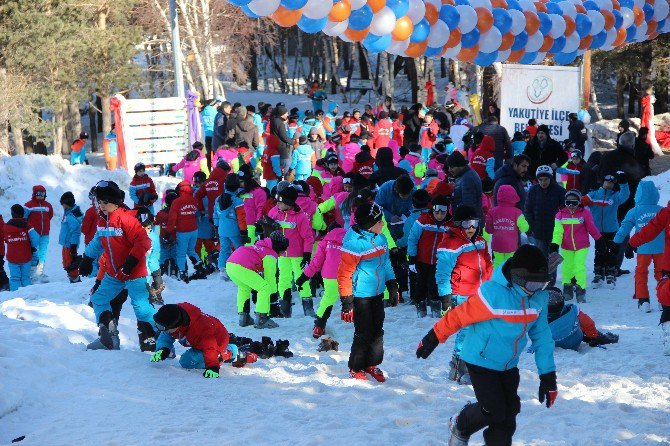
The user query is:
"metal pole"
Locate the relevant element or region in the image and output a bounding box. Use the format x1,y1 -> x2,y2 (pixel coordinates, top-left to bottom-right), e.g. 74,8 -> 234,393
170,0 -> 185,98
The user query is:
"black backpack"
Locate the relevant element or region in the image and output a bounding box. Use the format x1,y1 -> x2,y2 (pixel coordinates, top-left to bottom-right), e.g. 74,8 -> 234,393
218,192 -> 233,211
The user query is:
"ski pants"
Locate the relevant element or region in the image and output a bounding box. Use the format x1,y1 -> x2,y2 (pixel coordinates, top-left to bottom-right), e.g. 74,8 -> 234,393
617,235 -> 629,269
316,278 -> 338,319
8,261 -> 31,291
421,146 -> 431,163
390,246 -> 408,294
348,294 -> 385,371
453,294 -> 470,358
278,256 -> 311,299
218,235 -> 242,270
160,241 -> 176,263
594,232 -> 617,270
34,234 -> 49,265
414,262 -> 438,303
176,230 -> 198,271
61,247 -> 79,279
636,253 -> 663,299
457,363 -> 521,446
226,262 -> 274,315
90,274 -> 156,328
179,348 -> 208,370
493,251 -> 514,269
561,248 -> 588,288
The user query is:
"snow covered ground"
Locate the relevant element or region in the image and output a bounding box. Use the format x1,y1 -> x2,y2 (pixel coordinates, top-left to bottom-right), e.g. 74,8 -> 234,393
1,154 -> 669,446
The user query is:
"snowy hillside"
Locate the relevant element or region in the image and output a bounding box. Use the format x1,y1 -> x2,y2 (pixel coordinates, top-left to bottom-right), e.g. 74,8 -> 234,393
1,155 -> 669,445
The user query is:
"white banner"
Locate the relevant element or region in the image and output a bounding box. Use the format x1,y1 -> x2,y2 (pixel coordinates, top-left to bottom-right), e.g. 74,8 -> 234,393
500,64 -> 580,141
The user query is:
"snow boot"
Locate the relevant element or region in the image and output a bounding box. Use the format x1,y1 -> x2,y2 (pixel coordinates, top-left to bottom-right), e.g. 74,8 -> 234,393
69,275 -> 82,284
239,312 -> 254,327
178,269 -> 190,283
149,283 -> 165,306
312,325 -> 324,338
428,299 -> 441,318
87,312 -> 120,350
563,284 -> 574,301
269,293 -> 282,318
137,321 -> 157,352
280,290 -> 293,318
416,300 -> 427,318
34,262 -> 49,283
349,369 -> 367,380
231,352 -> 258,368
302,298 -> 316,318
448,407 -> 471,446
575,285 -> 586,303
605,267 -> 617,289
219,270 -> 230,281
638,299 -> 652,313
254,313 -> 279,329
592,267 -> 604,288
662,322 -> 670,356
274,339 -> 293,358
365,366 -> 386,383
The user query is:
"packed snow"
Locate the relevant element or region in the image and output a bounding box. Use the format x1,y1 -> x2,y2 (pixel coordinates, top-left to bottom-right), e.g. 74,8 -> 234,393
1,154 -> 669,445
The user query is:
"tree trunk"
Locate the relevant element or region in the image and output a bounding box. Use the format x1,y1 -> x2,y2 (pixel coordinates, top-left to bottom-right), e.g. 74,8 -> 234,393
0,68 -> 8,156
358,44 -> 370,80
177,0 -> 211,98
53,104 -> 65,156
88,102 -> 98,152
628,79 -> 637,115
10,124 -> 25,155
102,94 -> 112,136
591,86 -> 603,121
64,100 -> 81,152
280,33 -> 289,93
440,58 -> 447,78
249,45 -> 258,91
616,72 -> 626,118
380,51 -> 393,99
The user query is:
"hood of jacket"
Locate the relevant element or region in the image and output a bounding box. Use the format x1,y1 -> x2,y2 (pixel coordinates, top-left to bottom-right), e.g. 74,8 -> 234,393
7,218 -> 28,228
496,184 -> 520,206
479,135 -> 495,155
355,150 -> 372,164
635,180 -> 660,206
328,102 -> 339,114
177,181 -> 192,196
237,116 -> 257,132
324,227 -> 347,243
375,147 -> 394,167
32,184 -> 46,199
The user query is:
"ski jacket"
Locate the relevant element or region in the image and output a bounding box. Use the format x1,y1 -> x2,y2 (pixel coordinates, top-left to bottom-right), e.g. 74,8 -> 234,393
172,150 -> 208,183
524,181 -> 566,242
614,180 -> 664,254
352,151 -> 375,178
25,185 -> 54,235
374,119 -> 393,149
304,228 -> 346,280
449,124 -> 469,151
408,212 -> 448,265
268,116 -> 294,160
268,206 -> 314,258
398,152 -> 425,186
0,216 -> 4,257
290,144 -> 316,177
584,183 -> 630,233
552,205 -> 601,251
261,145 -> 282,180
227,238 -> 279,274
200,105 -> 218,138
435,228 -> 492,297
81,205 -> 98,245
296,196 -> 318,224
419,121 -> 439,149
338,226 -> 395,298
84,207 -> 151,280
374,179 -> 414,222
213,191 -> 246,237
547,304 -> 599,351
3,218 -> 39,264
102,131 -> 118,161
368,147 -> 406,188
630,204 -> 670,270
471,135 -> 495,180
155,302 -> 230,370
511,140 -> 526,157
146,227 -> 161,273
155,209 -> 170,240
563,160 -> 584,191
485,185 -> 529,253
524,137 -> 566,180
232,115 -> 259,150
194,173 -> 225,219
340,142 -> 360,172
213,147 -> 239,170
238,186 -> 266,228
167,182 -> 199,233
129,175 -> 157,209
452,167 -> 483,218
427,156 -> 447,181
396,208 -> 426,249
70,138 -> 88,165
493,163 -> 527,210
58,205 -> 83,247
392,120 -> 405,147
432,264 -> 556,375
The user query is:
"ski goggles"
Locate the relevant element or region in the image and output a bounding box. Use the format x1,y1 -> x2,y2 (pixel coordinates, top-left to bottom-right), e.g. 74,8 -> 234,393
603,175 -> 616,182
432,205 -> 450,213
511,273 -> 550,293
155,322 -> 168,331
456,219 -> 479,229
342,177 -> 352,184
565,199 -> 580,207
35,191 -> 46,198
368,202 -> 383,220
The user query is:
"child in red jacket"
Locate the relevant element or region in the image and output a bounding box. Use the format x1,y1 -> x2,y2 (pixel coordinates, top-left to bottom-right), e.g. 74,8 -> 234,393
167,181 -> 202,282
129,163 -> 158,213
0,214 -> 8,290
3,205 -> 39,291
24,184 -> 53,282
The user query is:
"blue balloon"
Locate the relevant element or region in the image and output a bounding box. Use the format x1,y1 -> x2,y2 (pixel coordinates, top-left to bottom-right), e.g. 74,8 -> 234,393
363,33 -> 392,53
519,51 -> 539,64
410,19 -> 431,43
280,0 -> 307,9
424,46 -> 444,57
575,14 -> 592,38
228,0 -> 251,5
461,28 -> 481,48
439,4 -> 461,29
619,0 -> 634,8
537,12 -> 552,35
546,3 -> 563,15
583,1 -> 599,11
298,16 -> 327,33
386,0 -> 410,18
241,4 -> 260,18
549,36 -> 566,53
507,0 -> 522,11
643,3 -> 654,21
591,30 -> 607,48
474,51 -> 498,66
612,9 -> 623,29
455,0 -> 470,6
348,4 -> 373,30
625,25 -> 637,42
492,8 -> 512,34
511,31 -> 529,50
553,51 -> 578,64
658,19 -> 666,31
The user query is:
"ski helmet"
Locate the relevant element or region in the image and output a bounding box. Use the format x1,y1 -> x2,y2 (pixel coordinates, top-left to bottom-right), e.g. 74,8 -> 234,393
269,230 -> 289,254
164,190 -> 178,207
134,162 -> 146,173
547,287 -> 564,314
193,171 -> 207,184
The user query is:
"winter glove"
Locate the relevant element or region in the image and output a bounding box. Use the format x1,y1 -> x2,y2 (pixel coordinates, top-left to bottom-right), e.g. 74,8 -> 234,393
69,244 -> 78,256
0,255 -> 4,269
79,255 -> 94,277
538,371 -> 558,408
549,243 -> 559,254
389,247 -> 402,267
301,252 -> 311,269
585,331 -> 619,347
150,348 -> 171,362
203,367 -> 220,378
386,280 -> 399,307
408,256 -> 417,274
624,245 -> 635,259
595,237 -> 608,255
440,295 -> 454,311
240,230 -> 251,245
616,170 -> 628,184
115,255 -> 139,281
295,273 -> 309,289
416,329 -> 440,359
340,295 -> 354,323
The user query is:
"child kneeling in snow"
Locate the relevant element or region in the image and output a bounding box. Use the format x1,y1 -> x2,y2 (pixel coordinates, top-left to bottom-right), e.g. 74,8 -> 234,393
151,303 -> 257,378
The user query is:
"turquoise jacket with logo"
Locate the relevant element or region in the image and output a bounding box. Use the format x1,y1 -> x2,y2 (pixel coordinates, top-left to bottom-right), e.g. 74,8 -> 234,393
614,180 -> 664,255
338,226 -> 395,298
432,263 -> 556,375
585,183 -> 630,233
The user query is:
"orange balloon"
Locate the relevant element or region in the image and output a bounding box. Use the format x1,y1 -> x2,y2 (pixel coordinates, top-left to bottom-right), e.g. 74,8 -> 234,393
328,0 -> 351,22
476,7 -> 494,33
647,19 -> 658,35
648,31 -> 660,40
392,16 -> 413,40
442,0 -> 455,5
457,45 -> 479,62
579,35 -> 593,50
564,15 -> 575,35
500,32 -> 515,51
445,29 -> 461,48
601,10 -> 614,29
491,0 -> 508,8
633,6 -> 644,25
613,27 -> 627,46
611,0 -> 620,10
345,27 -> 369,41
405,41 -> 428,57
575,4 -> 586,13
425,4 -> 439,25
540,35 -> 553,52
525,11 -> 540,35
507,49 -> 525,62
272,6 -> 302,27
534,2 -> 548,13
368,0 -> 386,13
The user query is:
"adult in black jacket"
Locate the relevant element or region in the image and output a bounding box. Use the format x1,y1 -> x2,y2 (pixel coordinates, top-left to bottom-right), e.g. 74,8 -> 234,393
403,104 -> 423,146
635,127 -> 654,177
476,115 -> 512,171
212,101 -> 232,154
579,151 -> 601,195
445,151 -> 483,219
269,105 -> 294,174
369,147 -> 407,188
492,154 -> 530,210
524,168 -> 566,256
523,124 -> 568,180
567,113 -> 587,151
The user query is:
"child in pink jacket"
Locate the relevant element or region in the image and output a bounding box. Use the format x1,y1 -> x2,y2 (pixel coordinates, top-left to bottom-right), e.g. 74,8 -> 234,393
485,185 -> 529,268
340,135 -> 361,173
212,144 -> 239,172
295,224 -> 347,338
268,186 -> 315,318
237,164 -> 266,243
398,143 -> 426,186
172,142 -> 209,183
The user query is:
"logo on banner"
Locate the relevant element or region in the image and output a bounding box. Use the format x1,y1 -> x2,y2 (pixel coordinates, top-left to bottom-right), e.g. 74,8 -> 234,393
527,76 -> 553,104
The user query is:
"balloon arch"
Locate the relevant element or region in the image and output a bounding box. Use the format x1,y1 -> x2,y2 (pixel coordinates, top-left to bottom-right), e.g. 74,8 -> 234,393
227,0 -> 669,65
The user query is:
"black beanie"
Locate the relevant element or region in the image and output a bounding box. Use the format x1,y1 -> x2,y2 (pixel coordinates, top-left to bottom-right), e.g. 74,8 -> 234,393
60,192 -> 75,207
225,173 -> 240,191
412,189 -> 431,209
510,244 -> 549,280
11,204 -> 24,218
537,124 -> 551,135
95,181 -> 124,205
453,205 -> 478,222
394,175 -> 414,196
355,202 -> 383,230
154,304 -> 189,330
276,185 -> 298,208
446,151 -> 468,168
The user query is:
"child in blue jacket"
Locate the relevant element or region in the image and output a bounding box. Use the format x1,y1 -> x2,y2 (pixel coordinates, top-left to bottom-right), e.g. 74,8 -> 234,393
213,174 -> 247,280
584,171 -> 630,287
136,207 -> 164,306
289,135 -> 316,181
58,192 -> 83,283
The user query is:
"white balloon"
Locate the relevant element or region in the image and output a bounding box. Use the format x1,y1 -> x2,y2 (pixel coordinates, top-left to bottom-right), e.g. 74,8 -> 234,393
660,19 -> 670,33
303,0 -> 333,19
349,0 -> 367,9
370,7 -> 397,35
632,0 -> 644,9
496,49 -> 512,62
480,27 -> 502,52
601,27 -> 617,50
456,5 -> 478,33
532,52 -> 547,64
427,20 -> 451,47
469,0 -> 493,8
563,32 -> 580,52
407,0 -> 426,24
248,0 -> 279,16
595,0 -> 613,11
558,1 -> 577,18
424,0 -> 442,9
620,7 -> 634,29
387,38 -> 411,55
509,9 -> 527,35
586,10 -> 605,35
518,0 -> 537,12
526,32 -> 544,52
635,21 -> 648,41
444,43 -> 462,58
653,0 -> 669,21
324,18 -> 349,36
549,14 -> 566,39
